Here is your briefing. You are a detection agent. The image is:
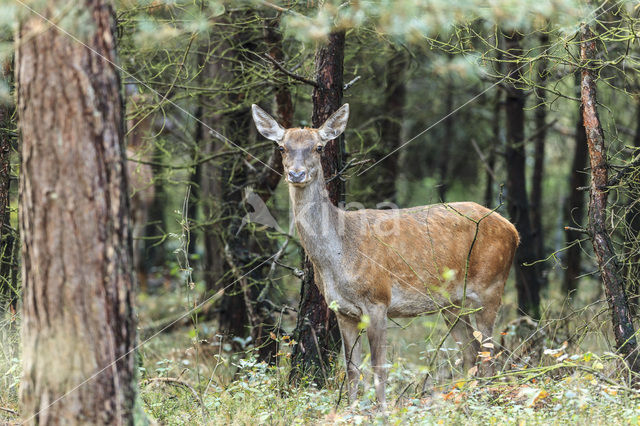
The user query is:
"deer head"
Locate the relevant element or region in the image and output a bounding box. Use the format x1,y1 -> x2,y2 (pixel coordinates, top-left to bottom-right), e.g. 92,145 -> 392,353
251,104 -> 349,186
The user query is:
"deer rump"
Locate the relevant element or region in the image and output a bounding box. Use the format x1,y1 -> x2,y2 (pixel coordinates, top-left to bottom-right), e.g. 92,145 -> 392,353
312,202 -> 519,321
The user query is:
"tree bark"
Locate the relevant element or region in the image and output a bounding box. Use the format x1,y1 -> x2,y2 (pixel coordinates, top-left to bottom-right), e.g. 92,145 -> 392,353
253,15 -> 291,202
370,49 -> 406,204
0,59 -> 16,308
530,33 -> 549,272
625,98 -> 640,314
485,48 -> 502,208
291,31 -> 345,383
503,30 -> 542,319
16,1 -> 137,423
580,24 -> 640,370
563,71 -> 589,295
438,74 -> 453,202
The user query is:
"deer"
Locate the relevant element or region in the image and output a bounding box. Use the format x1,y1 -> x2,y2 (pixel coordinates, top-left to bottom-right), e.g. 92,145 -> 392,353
251,103 -> 519,406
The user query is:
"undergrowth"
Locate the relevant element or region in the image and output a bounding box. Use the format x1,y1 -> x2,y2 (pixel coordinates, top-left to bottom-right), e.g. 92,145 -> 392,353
3,276 -> 640,424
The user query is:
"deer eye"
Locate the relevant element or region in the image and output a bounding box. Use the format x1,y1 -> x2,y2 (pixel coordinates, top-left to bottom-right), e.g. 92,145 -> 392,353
316,145 -> 323,153
278,146 -> 285,153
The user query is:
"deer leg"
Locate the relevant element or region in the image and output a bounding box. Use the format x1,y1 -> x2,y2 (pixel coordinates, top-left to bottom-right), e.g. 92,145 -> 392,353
367,304 -> 388,407
475,302 -> 500,376
444,311 -> 479,374
337,314 -> 362,403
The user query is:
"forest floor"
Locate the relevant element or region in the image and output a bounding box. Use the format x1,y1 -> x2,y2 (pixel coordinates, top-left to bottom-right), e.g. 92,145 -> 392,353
3,274 -> 640,424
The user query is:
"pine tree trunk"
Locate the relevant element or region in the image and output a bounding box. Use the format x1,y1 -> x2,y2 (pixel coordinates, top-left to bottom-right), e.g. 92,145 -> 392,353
530,33 -> 549,270
254,14 -> 291,201
504,30 -> 542,319
0,60 -> 15,308
563,71 -> 589,295
485,48 -> 502,208
580,24 -> 639,370
623,97 -> 640,314
16,2 -> 137,423
438,76 -> 453,202
372,49 -> 406,204
291,31 -> 345,383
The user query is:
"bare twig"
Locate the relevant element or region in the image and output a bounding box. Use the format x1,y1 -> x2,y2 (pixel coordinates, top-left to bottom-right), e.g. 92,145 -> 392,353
343,76 -> 361,91
0,406 -> 18,416
470,138 -> 497,181
264,54 -> 318,87
564,226 -> 589,234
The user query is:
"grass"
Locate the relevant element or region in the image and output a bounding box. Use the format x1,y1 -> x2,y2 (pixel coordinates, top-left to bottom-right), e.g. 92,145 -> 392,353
3,273 -> 640,424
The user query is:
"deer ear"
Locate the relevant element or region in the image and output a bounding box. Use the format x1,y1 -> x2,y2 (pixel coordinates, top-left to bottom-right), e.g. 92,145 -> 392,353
252,104 -> 285,143
318,103 -> 349,142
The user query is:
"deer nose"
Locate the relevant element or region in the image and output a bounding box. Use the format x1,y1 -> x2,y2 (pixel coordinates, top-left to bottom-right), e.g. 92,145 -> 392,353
288,170 -> 306,183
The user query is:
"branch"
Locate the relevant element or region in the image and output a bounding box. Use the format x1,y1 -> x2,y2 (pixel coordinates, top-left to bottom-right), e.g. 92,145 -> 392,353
0,406 -> 18,416
343,76 -> 361,91
325,158 -> 372,183
470,138 -> 497,181
564,226 -> 589,235
264,54 -> 318,87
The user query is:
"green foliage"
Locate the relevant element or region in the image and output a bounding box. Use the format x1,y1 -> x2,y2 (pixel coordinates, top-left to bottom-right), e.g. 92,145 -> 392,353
281,0 -> 587,42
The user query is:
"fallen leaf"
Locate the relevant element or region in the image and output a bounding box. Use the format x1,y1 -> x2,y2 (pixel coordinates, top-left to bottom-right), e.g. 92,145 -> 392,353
473,331 -> 483,343
531,389 -> 549,406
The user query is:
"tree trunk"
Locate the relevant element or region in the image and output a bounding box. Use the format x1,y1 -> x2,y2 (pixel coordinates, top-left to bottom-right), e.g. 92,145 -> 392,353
291,31 -> 345,383
370,49 -> 406,204
485,49 -> 502,208
438,75 -> 453,202
143,144 -> 167,269
563,71 -> 589,295
16,2 -> 137,423
503,30 -> 542,319
253,14 -> 291,201
530,33 -> 549,272
0,59 -> 15,309
580,24 -> 640,370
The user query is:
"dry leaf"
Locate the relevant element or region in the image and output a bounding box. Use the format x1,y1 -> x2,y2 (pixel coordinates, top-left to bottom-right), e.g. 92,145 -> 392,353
467,365 -> 478,376
473,330 -> 483,343
482,342 -> 494,348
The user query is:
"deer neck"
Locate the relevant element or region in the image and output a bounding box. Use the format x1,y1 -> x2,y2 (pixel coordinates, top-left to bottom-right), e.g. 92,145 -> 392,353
289,175 -> 343,266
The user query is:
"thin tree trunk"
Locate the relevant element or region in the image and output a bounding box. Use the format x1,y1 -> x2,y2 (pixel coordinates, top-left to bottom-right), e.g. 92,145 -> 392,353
371,49 -> 406,204
254,14 -> 292,201
143,144 -> 167,269
563,71 -> 589,295
16,1 -> 137,423
0,59 -> 15,308
530,33 -> 549,270
485,48 -> 502,208
291,30 -> 345,384
438,75 -> 453,202
580,24 -> 640,370
503,30 -> 542,319
625,99 -> 640,314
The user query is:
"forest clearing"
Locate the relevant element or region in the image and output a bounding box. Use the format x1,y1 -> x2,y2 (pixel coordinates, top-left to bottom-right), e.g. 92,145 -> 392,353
3,0 -> 640,424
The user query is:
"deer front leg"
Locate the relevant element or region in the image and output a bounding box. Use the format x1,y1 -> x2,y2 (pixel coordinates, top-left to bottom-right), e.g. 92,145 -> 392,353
337,314 -> 362,402
367,304 -> 388,407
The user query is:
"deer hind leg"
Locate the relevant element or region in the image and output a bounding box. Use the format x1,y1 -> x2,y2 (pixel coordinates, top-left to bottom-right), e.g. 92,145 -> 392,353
475,299 -> 501,376
337,314 -> 362,403
444,310 -> 479,375
367,304 -> 388,407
